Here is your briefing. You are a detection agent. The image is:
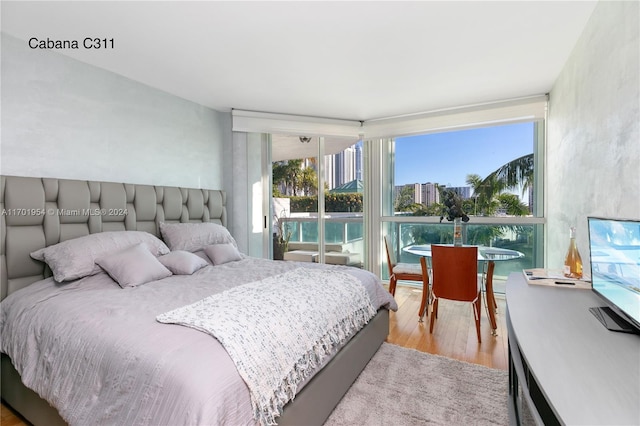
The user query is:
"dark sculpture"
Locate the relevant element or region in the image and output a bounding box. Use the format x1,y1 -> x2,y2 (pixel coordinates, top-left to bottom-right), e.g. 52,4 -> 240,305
439,189 -> 470,223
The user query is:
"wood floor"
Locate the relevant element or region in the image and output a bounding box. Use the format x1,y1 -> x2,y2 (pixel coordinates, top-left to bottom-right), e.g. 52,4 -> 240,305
1,284 -> 508,425
386,284 -> 508,370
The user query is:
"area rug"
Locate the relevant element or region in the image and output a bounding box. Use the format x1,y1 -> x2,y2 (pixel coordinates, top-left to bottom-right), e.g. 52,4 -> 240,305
323,343 -> 509,426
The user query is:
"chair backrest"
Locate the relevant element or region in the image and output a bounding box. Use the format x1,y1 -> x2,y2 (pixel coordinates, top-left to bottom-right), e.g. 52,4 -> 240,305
383,236 -> 397,271
431,245 -> 479,302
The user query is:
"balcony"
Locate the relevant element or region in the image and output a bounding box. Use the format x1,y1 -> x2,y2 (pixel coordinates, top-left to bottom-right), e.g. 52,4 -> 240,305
280,213 -> 364,267
278,215 -> 541,294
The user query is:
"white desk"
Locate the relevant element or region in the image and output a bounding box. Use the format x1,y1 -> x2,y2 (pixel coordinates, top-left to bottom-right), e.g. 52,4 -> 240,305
506,272 -> 640,425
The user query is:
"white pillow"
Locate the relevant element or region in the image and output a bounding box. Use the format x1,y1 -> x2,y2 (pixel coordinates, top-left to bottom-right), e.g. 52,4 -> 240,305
204,243 -> 243,265
30,231 -> 170,282
96,243 -> 172,288
158,251 -> 209,275
159,222 -> 238,252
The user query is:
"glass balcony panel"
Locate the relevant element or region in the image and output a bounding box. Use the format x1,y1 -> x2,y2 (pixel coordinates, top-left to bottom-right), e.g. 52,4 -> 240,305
388,222 -> 542,294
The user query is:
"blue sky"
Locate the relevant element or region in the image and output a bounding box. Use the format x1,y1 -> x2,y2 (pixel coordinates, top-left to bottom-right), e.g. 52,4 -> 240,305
394,122 -> 534,187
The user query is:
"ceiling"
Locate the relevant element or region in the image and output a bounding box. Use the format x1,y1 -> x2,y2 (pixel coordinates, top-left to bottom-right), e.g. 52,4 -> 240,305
2,1 -> 598,123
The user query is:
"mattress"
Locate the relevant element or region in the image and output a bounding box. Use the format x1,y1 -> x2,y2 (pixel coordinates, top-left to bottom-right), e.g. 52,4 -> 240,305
0,256 -> 396,426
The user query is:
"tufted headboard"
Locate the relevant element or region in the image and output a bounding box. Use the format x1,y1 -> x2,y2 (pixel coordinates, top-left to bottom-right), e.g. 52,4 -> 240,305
0,175 -> 227,300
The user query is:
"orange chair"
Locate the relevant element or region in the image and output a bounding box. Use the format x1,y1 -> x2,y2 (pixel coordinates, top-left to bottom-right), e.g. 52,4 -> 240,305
428,245 -> 482,343
384,236 -> 429,320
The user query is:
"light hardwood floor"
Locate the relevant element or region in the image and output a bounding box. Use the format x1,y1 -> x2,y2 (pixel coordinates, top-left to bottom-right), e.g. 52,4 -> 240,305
1,284 -> 508,425
386,284 -> 508,370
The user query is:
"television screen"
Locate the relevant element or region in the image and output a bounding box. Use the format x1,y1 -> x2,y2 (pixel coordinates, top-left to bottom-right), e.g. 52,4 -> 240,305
588,217 -> 640,333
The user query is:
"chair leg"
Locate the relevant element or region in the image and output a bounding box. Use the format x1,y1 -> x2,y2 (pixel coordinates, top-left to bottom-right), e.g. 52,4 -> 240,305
389,276 -> 397,296
429,298 -> 438,333
418,284 -> 429,322
473,295 -> 482,343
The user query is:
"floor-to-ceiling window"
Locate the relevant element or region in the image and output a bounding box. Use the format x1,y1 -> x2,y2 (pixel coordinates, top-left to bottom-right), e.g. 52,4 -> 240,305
380,121 -> 545,293
231,97 -> 547,290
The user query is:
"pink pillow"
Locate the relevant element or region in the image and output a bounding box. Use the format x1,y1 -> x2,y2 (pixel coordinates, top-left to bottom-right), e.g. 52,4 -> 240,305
204,243 -> 242,265
158,251 -> 209,275
96,243 -> 172,288
30,231 -> 169,282
159,222 -> 237,252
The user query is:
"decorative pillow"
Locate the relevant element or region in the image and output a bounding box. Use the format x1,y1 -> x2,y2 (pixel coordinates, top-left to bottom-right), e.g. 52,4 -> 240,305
30,231 -> 170,282
204,243 -> 243,265
158,251 -> 209,275
159,222 -> 238,252
192,249 -> 212,264
96,243 -> 172,288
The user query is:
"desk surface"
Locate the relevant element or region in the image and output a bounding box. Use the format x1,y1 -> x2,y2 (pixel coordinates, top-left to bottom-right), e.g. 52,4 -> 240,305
506,272 -> 640,425
404,244 -> 524,261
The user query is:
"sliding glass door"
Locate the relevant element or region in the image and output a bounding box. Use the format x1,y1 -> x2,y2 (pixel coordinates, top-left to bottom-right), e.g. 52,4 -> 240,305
270,135 -> 363,267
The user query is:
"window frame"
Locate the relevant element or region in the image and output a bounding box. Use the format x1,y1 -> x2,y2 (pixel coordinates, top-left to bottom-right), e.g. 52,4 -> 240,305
369,116 -> 546,286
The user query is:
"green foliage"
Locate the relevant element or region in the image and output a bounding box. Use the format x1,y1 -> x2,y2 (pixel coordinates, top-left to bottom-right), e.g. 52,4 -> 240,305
290,196 -> 317,212
465,225 -> 504,246
300,167 -> 318,196
483,153 -> 534,195
497,193 -> 530,216
272,212 -> 292,260
406,223 -> 510,247
272,160 -> 318,196
395,186 -> 416,212
466,173 -> 503,216
409,202 -> 442,216
408,224 -> 452,245
287,193 -> 363,212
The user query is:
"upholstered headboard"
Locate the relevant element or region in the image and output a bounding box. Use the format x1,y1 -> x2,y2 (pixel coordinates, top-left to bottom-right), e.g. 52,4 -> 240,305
0,175 -> 226,300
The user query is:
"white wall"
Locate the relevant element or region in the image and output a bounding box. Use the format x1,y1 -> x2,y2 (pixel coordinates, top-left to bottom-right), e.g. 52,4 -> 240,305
226,131 -> 266,255
1,34 -> 228,190
547,1 -> 639,270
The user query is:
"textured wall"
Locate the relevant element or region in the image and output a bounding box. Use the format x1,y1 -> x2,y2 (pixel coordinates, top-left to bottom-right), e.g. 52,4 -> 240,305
1,34 -> 227,190
547,1 -> 639,270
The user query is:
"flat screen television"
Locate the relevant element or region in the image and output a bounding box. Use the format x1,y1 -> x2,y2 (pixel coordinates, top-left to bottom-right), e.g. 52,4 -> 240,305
587,216 -> 640,334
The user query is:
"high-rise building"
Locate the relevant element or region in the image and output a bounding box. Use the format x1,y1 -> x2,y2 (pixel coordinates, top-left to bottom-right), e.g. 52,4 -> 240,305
421,182 -> 440,206
322,144 -> 358,189
323,156 -> 336,189
355,143 -> 362,181
336,145 -> 357,185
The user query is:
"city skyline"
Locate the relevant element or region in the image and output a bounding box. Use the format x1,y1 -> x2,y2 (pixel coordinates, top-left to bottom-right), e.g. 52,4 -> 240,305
283,122 -> 535,204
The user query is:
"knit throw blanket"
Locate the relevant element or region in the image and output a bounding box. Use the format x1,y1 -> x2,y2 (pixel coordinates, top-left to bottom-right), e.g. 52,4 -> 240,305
156,268 -> 377,426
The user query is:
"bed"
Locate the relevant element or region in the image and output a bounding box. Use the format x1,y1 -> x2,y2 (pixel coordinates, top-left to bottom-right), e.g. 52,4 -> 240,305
0,175 -> 397,426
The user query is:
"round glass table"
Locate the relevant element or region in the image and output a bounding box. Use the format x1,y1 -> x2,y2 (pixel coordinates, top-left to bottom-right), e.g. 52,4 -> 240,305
403,244 -> 524,334
404,244 -> 524,261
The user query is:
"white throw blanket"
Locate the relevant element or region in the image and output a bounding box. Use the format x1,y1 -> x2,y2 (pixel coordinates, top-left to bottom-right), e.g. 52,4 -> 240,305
156,267 -> 377,426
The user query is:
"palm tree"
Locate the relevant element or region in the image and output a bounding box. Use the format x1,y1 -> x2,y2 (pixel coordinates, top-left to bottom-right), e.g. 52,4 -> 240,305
482,153 -> 534,195
466,173 -> 504,216
300,167 -> 318,196
272,159 -> 303,196
497,193 -> 530,216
